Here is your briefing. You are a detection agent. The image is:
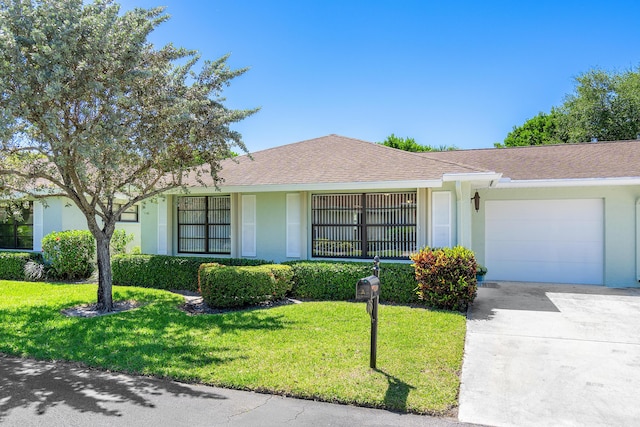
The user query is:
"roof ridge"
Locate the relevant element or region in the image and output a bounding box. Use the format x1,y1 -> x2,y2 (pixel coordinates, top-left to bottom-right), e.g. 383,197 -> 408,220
338,137 -> 492,173
241,134 -> 493,174
239,134 -> 372,158
420,154 -> 494,173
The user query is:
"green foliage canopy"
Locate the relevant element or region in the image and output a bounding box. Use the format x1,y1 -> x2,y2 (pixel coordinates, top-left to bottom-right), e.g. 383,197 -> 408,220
499,67 -> 640,147
561,68 -> 640,143
496,110 -> 566,148
0,0 -> 257,310
379,134 -> 458,152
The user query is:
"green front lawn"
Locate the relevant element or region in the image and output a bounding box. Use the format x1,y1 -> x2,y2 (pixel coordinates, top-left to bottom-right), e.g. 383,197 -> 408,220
0,280 -> 466,415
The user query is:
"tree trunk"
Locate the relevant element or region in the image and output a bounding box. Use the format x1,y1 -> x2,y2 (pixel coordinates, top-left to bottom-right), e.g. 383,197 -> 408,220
96,235 -> 113,312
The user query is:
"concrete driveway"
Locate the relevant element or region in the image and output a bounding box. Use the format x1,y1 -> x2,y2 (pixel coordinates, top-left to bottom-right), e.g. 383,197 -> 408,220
458,282 -> 640,427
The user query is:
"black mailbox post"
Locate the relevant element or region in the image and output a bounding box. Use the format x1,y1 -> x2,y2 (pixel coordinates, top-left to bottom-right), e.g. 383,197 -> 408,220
356,256 -> 380,369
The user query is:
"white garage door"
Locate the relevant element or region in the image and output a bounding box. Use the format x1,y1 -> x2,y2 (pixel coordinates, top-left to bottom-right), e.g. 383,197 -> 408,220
485,199 -> 604,285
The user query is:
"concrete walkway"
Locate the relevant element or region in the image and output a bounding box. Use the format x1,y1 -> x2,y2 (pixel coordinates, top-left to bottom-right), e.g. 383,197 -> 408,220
458,282 -> 640,427
0,354 -> 473,427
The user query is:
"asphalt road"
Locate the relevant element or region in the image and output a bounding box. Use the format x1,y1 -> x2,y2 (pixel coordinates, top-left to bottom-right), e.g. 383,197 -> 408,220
0,354 -> 474,427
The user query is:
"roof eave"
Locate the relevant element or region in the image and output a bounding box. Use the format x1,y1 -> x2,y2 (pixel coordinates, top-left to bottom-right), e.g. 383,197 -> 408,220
170,179 -> 445,194
442,172 -> 503,188
495,176 -> 640,188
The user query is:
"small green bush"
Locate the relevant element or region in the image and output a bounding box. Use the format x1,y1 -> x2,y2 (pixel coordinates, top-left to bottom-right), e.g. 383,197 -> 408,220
284,260 -> 419,304
110,229 -> 133,255
199,264 -> 294,308
0,251 -> 42,280
41,230 -> 95,280
410,246 -> 477,311
112,254 -> 271,291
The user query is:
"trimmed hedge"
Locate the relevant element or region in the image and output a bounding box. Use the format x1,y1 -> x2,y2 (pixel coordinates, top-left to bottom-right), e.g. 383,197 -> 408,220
111,254 -> 272,291
283,261 -> 419,304
410,246 -> 477,311
199,264 -> 294,308
0,251 -> 42,280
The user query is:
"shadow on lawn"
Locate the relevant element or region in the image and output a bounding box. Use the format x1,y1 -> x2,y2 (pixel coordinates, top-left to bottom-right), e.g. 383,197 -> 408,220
0,353 -> 225,421
375,369 -> 415,412
0,299 -> 290,383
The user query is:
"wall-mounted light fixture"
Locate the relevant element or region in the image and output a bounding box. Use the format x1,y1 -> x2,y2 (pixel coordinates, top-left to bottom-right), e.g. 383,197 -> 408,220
471,191 -> 481,212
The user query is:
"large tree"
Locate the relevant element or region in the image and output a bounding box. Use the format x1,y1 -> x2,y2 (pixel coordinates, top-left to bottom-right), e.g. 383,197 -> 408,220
560,68 -> 640,143
499,67 -> 640,147
0,0 -> 256,311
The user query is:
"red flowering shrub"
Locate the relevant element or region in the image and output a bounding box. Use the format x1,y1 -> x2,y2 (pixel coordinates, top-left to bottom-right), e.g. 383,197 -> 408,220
42,230 -> 95,280
410,246 -> 477,311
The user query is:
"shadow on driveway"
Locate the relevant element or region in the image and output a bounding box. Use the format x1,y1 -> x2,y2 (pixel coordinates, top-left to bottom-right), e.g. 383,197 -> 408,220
471,281 -> 640,321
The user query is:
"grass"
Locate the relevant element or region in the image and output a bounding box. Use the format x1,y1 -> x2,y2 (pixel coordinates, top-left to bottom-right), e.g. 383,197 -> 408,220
0,280 -> 466,415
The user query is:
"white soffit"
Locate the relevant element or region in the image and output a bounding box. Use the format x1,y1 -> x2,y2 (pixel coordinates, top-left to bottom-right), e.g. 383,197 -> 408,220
173,180 -> 445,195
496,177 -> 640,188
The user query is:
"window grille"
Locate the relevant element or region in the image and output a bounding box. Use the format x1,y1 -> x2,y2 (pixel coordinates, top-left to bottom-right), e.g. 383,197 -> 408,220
178,196 -> 231,254
312,192 -> 416,259
0,202 -> 33,250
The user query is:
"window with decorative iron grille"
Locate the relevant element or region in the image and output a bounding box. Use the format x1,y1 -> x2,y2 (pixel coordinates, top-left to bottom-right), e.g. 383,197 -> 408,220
177,196 -> 231,254
0,202 -> 33,250
312,192 -> 417,259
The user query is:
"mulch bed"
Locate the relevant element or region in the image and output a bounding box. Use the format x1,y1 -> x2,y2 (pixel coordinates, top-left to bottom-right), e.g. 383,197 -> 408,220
60,291 -> 299,318
172,290 -> 299,315
61,300 -> 143,318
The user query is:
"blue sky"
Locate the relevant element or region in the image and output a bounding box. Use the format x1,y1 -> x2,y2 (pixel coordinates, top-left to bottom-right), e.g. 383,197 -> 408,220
119,0 -> 640,153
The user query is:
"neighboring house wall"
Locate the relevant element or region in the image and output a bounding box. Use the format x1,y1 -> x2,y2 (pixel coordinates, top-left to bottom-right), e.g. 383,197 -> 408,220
471,185 -> 640,287
30,197 -> 142,252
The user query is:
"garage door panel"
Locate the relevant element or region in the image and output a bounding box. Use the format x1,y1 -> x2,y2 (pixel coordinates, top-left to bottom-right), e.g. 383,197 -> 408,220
487,199 -> 602,220
487,240 -> 603,263
485,199 -> 603,285
490,260 -> 603,285
487,221 -> 601,242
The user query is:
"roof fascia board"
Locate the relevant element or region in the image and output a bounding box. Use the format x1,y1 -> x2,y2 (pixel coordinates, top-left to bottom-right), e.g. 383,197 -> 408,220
168,180 -> 444,195
496,177 -> 640,188
442,172 -> 502,182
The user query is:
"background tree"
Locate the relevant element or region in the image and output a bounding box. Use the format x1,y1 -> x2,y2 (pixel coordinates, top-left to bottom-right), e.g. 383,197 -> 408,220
495,110 -> 566,147
0,0 -> 257,311
379,134 -> 458,152
559,68 -> 640,142
499,67 -> 640,147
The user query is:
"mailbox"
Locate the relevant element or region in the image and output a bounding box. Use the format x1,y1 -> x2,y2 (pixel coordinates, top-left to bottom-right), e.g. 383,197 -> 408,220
356,275 -> 380,301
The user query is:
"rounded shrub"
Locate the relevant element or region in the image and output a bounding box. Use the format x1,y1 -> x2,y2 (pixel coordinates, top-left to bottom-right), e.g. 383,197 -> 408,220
41,230 -> 95,280
110,229 -> 133,255
410,246 -> 478,311
198,264 -> 293,309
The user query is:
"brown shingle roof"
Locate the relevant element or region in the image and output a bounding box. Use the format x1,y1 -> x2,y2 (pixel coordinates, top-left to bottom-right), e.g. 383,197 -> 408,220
422,140 -> 640,180
195,134 -> 489,188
